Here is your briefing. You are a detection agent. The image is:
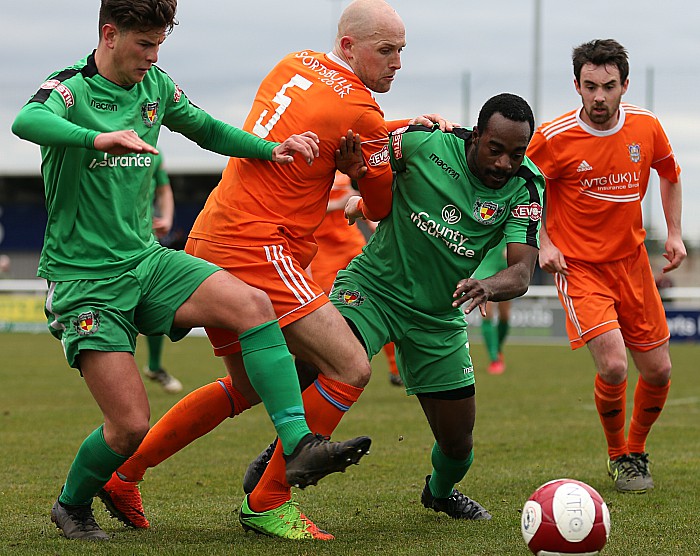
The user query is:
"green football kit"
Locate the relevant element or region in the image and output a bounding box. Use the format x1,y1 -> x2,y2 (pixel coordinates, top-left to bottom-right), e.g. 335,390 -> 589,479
332,125 -> 544,395
12,52 -> 279,368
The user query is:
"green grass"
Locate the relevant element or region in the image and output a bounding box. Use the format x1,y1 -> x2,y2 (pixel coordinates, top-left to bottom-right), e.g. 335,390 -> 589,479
0,333 -> 698,555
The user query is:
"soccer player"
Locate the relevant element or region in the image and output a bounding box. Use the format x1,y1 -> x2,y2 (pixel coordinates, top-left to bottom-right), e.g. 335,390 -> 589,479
12,0 -> 369,541
472,238 -> 512,375
99,0 -> 446,541
142,151 -> 183,394
331,92 -> 543,521
526,39 -> 685,493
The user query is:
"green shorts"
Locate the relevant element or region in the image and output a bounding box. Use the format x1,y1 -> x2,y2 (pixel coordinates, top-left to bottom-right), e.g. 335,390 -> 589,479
45,246 -> 221,369
331,270 -> 475,396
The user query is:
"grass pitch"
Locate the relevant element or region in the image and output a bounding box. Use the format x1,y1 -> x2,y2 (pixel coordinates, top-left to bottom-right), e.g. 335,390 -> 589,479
0,332 -> 698,555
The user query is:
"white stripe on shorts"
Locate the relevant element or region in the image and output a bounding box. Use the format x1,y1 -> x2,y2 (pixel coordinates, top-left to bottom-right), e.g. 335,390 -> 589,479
263,244 -> 315,304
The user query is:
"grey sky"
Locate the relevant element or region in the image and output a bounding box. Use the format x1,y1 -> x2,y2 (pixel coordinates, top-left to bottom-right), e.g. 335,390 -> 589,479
2,1 -> 699,241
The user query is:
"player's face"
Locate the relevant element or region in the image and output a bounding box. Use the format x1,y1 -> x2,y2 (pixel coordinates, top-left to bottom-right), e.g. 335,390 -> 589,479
469,113 -> 531,190
109,27 -> 166,86
349,24 -> 405,93
575,63 -> 629,131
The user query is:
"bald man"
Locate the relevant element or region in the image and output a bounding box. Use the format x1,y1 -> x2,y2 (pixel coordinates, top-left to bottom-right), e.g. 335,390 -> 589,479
98,0 -> 438,541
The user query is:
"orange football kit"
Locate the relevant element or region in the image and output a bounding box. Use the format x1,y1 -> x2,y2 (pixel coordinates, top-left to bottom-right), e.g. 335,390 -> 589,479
527,103 -> 680,350
187,50 -> 398,355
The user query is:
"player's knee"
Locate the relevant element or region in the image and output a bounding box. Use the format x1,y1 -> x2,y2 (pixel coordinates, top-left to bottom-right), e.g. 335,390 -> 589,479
599,357 -> 628,383
111,420 -> 150,456
642,361 -> 672,386
345,354 -> 372,387
439,436 -> 473,461
242,287 -> 276,323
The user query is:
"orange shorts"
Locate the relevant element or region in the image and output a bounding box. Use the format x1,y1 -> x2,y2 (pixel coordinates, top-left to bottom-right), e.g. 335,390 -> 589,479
554,243 -> 669,351
185,237 -> 328,356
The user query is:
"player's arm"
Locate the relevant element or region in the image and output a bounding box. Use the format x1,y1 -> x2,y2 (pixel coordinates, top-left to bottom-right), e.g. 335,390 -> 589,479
153,183 -> 175,239
452,242 -> 539,314
163,87 -> 318,165
12,101 -> 157,155
537,218 -> 568,276
659,175 -> 686,273
335,129 -> 393,222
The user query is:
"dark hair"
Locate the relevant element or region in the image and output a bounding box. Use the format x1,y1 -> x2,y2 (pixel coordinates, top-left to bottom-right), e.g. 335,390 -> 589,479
477,93 -> 535,139
99,0 -> 178,34
572,39 -> 629,84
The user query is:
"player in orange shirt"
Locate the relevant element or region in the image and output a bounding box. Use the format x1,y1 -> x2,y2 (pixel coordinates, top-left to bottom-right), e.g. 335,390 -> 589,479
100,0 -> 447,540
526,39 -> 686,493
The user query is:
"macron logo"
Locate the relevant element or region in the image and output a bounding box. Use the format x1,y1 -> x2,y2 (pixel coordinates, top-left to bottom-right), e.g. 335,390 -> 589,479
577,160 -> 593,173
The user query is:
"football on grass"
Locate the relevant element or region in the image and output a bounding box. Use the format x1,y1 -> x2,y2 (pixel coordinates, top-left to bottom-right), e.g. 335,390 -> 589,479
521,478 -> 610,555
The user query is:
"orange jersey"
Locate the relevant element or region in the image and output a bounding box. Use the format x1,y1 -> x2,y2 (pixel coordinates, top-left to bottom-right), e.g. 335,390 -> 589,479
189,50 -> 394,269
311,173 -> 367,293
527,104 -> 680,263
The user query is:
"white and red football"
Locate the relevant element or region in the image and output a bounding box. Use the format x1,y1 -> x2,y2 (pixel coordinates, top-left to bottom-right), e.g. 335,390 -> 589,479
521,478 -> 611,555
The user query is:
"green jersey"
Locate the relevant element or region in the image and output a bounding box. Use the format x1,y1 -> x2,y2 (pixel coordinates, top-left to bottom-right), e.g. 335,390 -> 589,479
12,52 -> 276,281
342,126 -> 544,316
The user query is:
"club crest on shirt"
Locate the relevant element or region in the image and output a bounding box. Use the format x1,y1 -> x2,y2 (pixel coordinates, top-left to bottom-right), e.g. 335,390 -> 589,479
473,198 -> 504,225
627,143 -> 641,163
337,289 -> 365,306
74,310 -> 100,336
141,101 -> 159,127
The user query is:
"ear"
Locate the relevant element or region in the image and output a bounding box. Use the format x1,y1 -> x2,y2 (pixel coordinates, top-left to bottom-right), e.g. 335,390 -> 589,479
471,126 -> 480,143
573,78 -> 582,95
339,36 -> 354,60
621,78 -> 629,95
101,23 -> 119,48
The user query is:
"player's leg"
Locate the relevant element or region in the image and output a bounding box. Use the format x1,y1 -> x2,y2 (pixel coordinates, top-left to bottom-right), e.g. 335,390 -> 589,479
625,343 -> 671,489
100,250 -> 309,527
242,276 -> 386,540
398,319 -> 490,520
611,245 -> 670,491
417,391 -> 491,519
143,334 -> 183,394
45,274 -> 150,540
245,303 -> 371,507
494,300 -> 511,371
588,330 -> 652,492
53,351 -> 149,541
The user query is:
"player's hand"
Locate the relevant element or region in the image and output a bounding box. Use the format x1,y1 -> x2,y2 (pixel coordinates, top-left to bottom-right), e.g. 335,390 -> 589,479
661,234 -> 687,273
409,113 -> 457,132
272,131 -> 319,165
152,216 -> 173,239
452,278 -> 490,315
93,130 -> 159,155
538,242 -> 568,276
344,195 -> 365,225
336,130 -> 367,180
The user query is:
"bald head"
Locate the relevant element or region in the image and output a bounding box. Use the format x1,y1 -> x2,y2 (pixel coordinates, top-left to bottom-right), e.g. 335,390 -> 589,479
336,0 -> 402,42
333,0 -> 405,93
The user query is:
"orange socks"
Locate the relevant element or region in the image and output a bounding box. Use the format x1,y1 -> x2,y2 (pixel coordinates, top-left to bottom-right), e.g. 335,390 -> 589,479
118,376 -> 250,482
593,374 -> 628,459
628,376 -> 670,454
249,374 -> 363,511
383,342 -> 399,377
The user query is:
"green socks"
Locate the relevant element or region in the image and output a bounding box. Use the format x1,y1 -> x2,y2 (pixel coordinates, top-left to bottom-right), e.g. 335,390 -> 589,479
480,319 -> 499,362
146,334 -> 165,371
428,442 -> 474,499
59,425 -> 128,506
239,320 -> 311,455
